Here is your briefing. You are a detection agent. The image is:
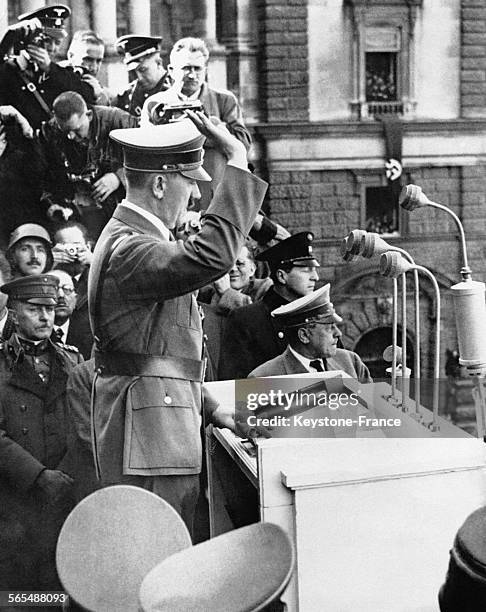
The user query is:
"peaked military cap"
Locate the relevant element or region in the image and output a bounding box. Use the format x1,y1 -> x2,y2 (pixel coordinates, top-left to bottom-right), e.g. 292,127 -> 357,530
1,274 -> 59,306
139,522 -> 294,612
256,231 -> 319,271
116,35 -> 162,70
271,283 -> 342,328
439,505 -> 486,611
18,4 -> 70,39
56,486 -> 191,612
110,119 -> 211,181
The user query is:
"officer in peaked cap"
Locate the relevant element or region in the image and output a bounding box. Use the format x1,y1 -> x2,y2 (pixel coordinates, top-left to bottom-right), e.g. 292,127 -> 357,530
6,223 -> 53,278
114,35 -> 171,118
17,4 -> 70,38
109,118 -> 211,181
1,272 -> 58,306
256,231 -> 320,271
0,3 -> 96,129
248,284 -> 372,381
219,232 -> 321,380
439,505 -> 486,611
88,109 -> 267,534
0,273 -> 82,595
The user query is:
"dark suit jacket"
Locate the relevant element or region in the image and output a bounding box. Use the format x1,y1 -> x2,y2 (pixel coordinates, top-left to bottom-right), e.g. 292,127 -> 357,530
88,165 -> 267,482
248,346 -> 373,384
219,286 -> 289,381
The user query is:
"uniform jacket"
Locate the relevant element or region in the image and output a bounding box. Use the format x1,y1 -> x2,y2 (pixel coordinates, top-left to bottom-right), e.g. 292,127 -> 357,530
114,73 -> 172,118
0,61 -> 95,130
67,268 -> 93,359
88,165 -> 267,482
0,334 -> 83,494
0,334 -> 82,590
248,345 -> 373,384
219,286 -> 289,381
141,83 -> 252,209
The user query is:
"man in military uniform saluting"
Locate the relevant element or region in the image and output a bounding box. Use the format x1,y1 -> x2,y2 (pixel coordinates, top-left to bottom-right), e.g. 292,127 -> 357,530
113,35 -> 171,119
88,111 -> 267,534
0,5 -> 96,130
0,274 -> 82,593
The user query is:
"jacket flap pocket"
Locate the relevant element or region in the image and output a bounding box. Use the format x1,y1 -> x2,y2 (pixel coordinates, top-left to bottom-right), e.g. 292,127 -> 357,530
130,378 -> 193,409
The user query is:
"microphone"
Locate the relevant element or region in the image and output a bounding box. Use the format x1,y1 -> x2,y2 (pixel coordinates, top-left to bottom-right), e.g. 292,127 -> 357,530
451,280 -> 486,374
345,229 -> 367,256
340,238 -> 356,262
399,185 -> 435,211
383,345 -> 403,365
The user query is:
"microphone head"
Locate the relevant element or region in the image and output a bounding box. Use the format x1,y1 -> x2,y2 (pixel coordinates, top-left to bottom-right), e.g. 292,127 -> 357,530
399,184 -> 425,211
361,232 -> 391,258
340,238 -> 356,262
383,344 -> 403,364
346,229 -> 367,255
380,251 -> 411,278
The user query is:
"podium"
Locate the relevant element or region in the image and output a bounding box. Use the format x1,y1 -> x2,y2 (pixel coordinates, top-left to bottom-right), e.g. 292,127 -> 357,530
206,373 -> 486,611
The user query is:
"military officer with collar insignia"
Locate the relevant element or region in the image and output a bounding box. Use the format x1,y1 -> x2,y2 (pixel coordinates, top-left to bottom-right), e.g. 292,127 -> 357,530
0,5 -> 96,130
0,274 -> 82,593
113,35 -> 171,119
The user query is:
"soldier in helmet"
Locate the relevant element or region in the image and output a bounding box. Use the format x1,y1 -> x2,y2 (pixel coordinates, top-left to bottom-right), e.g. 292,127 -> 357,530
6,223 -> 53,279
0,274 -> 82,593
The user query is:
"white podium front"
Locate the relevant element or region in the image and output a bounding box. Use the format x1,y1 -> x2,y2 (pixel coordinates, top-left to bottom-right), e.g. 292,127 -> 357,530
205,374 -> 486,611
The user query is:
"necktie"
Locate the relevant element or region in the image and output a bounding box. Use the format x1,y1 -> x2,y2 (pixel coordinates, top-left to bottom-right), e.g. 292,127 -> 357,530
309,359 -> 324,372
54,328 -> 64,343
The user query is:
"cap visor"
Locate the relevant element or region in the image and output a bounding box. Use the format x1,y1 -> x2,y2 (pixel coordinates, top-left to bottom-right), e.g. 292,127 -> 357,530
26,297 -> 57,306
180,166 -> 212,182
291,258 -> 320,268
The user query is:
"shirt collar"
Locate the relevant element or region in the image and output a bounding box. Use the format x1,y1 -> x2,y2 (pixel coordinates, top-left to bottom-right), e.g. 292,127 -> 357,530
55,319 -> 70,337
120,200 -> 171,241
288,345 -> 323,373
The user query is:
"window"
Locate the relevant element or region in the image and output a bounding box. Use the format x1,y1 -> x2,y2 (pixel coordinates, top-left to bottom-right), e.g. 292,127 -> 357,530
346,0 -> 422,119
365,186 -> 399,236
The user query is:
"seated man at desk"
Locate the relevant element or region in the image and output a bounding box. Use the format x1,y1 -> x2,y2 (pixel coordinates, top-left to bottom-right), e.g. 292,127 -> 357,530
249,284 -> 372,383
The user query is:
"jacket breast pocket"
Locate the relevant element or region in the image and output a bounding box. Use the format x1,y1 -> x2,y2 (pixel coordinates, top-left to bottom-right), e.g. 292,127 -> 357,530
123,377 -> 202,473
176,293 -> 201,330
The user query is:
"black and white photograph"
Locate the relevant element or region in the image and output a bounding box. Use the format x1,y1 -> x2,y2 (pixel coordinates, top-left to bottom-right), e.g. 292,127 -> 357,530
0,0 -> 485,610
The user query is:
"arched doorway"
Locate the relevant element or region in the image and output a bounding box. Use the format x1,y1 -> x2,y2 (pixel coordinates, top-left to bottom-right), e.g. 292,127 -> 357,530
354,326 -> 414,379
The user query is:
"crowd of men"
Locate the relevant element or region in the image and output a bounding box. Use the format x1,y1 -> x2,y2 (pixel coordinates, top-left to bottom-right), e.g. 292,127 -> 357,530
0,3 -> 372,602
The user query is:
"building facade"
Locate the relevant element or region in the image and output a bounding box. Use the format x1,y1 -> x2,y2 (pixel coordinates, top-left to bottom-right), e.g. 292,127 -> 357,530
2,0 -> 485,386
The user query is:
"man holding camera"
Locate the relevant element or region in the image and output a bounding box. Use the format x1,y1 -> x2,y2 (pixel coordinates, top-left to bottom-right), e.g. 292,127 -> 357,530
0,5 -> 96,131
40,91 -> 138,239
141,37 -> 251,209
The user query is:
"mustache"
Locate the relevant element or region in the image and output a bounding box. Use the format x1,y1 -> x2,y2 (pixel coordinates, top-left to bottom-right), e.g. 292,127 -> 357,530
27,259 -> 41,266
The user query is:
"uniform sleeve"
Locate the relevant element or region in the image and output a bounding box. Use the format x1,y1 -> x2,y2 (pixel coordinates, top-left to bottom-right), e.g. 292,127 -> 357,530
0,401 -> 45,492
110,165 -> 267,300
47,63 -> 96,106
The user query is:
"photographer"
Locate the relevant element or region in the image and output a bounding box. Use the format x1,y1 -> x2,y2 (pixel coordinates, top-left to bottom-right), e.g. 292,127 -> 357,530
0,5 -> 96,130
39,91 -> 138,240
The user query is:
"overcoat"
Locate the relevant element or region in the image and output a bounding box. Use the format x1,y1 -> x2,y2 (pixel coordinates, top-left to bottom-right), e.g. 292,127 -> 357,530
0,334 -> 82,590
248,345 -> 373,384
88,165 -> 267,483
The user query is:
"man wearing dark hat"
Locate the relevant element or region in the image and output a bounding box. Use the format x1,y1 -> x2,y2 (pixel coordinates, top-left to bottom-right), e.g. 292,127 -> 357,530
88,112 -> 267,533
219,232 -> 321,380
248,284 -> 372,381
0,274 -> 82,594
114,35 -> 171,118
6,223 -> 53,279
0,5 -> 96,130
